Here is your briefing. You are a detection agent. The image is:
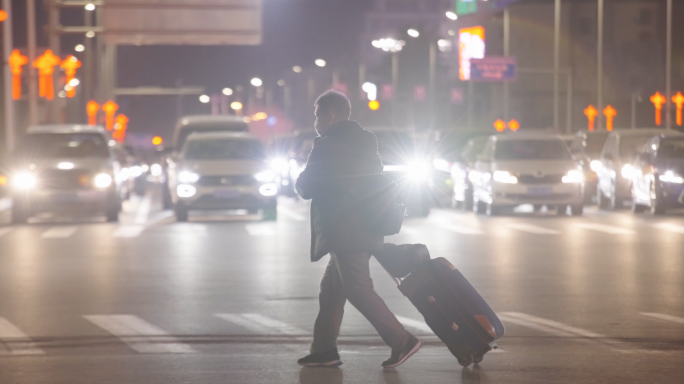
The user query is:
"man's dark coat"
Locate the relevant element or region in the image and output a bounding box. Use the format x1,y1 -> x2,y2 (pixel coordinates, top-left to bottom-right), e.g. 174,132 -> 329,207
296,120 -> 384,261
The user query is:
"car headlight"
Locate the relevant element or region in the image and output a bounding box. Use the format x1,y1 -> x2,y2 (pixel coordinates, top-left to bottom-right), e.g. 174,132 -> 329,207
659,170 -> 684,184
178,171 -> 200,183
177,184 -> 197,198
270,158 -> 290,175
14,172 -> 37,189
129,166 -> 143,178
492,170 -> 518,184
468,170 -> 480,183
94,173 -> 113,188
621,164 -> 635,179
432,158 -> 451,173
562,169 -> 584,183
259,183 -> 278,196
150,163 -> 162,177
590,160 -> 602,172
407,161 -> 430,180
254,170 -> 276,182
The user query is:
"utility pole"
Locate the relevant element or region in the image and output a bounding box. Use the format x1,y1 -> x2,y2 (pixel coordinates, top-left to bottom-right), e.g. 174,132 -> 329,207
3,0 -> 14,151
503,7 -> 510,120
428,41 -> 436,119
27,0 -> 38,125
553,0 -> 561,131
665,0 -> 672,129
48,0 -> 61,123
597,0 -> 604,131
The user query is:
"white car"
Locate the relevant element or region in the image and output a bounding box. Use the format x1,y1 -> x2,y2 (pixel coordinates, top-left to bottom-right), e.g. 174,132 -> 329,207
168,131 -> 278,221
471,133 -> 584,216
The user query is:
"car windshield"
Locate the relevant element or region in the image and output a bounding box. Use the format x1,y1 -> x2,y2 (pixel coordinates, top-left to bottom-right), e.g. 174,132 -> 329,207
495,140 -> 572,160
374,131 -> 415,164
17,133 -> 109,159
183,139 -> 265,160
177,122 -> 249,149
659,138 -> 684,159
620,135 -> 655,160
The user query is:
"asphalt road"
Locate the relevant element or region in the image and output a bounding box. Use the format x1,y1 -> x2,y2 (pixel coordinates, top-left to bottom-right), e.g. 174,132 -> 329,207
1,186 -> 683,384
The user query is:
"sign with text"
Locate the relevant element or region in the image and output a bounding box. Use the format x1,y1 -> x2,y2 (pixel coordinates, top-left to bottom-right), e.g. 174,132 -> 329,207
469,57 -> 517,82
459,26 -> 485,81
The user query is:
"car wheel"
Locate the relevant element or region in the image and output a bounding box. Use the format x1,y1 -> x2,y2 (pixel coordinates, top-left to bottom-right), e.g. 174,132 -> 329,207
162,184 -> 173,210
597,186 -> 609,209
11,201 -> 29,224
106,207 -> 119,222
556,205 -> 568,216
463,190 -> 474,211
650,182 -> 666,215
570,204 -> 584,216
609,183 -> 623,210
487,204 -> 502,216
474,199 -> 486,215
262,200 -> 278,221
451,195 -> 461,209
632,201 -> 646,214
175,205 -> 189,222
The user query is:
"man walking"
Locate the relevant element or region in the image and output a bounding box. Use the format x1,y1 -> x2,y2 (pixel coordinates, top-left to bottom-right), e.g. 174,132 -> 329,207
296,90 -> 421,368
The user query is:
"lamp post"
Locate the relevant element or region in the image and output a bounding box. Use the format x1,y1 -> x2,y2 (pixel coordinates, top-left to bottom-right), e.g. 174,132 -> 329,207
597,0 -> 604,130
2,0 -> 14,150
665,0 -> 673,129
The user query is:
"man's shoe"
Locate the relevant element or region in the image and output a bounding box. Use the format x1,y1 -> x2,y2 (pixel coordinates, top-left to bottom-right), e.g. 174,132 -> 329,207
382,336 -> 422,368
297,348 -> 342,367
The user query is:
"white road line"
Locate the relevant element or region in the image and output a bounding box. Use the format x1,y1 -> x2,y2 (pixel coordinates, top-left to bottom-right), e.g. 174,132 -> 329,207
134,195 -> 152,225
0,317 -> 45,355
501,312 -> 612,342
498,314 -> 575,338
0,228 -> 12,238
84,315 -> 196,354
575,223 -> 635,235
215,314 -> 277,334
507,223 -> 560,235
440,223 -> 483,235
396,315 -> 433,334
113,225 -> 145,238
655,223 -> 684,234
41,226 -> 78,239
245,223 -> 277,236
641,312 -> 684,324
240,314 -> 307,335
277,205 -> 307,221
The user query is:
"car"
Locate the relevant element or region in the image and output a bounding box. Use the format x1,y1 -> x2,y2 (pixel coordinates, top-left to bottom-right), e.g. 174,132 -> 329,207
172,115 -> 250,151
569,131 -> 610,204
471,133 -> 584,216
9,125 -> 122,223
630,133 -> 684,214
372,129 -> 432,217
450,136 -> 490,210
596,129 -> 671,209
168,131 -> 277,221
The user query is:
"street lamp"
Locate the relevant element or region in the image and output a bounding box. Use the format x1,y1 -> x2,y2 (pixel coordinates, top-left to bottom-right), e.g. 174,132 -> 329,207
75,44 -> 85,52
199,95 -> 210,103
222,88 -> 233,96
315,59 -> 326,68
371,38 -> 405,102
250,78 -> 263,87
407,29 -> 420,38
292,66 -> 302,73
85,3 -> 95,11
446,11 -> 458,20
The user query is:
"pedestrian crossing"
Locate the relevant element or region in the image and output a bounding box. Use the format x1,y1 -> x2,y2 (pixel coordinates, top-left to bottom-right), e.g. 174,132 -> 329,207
0,310 -> 681,356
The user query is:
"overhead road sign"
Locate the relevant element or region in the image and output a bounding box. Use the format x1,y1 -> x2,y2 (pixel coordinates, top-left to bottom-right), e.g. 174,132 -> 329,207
101,0 -> 262,46
469,57 -> 517,82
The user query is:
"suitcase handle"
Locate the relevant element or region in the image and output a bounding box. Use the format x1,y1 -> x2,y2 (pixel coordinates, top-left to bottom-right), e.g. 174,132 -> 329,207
381,264 -> 402,286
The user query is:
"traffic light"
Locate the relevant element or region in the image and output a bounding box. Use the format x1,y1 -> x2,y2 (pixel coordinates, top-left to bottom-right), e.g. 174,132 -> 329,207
60,56 -> 81,98
672,92 -> 684,126
493,119 -> 505,132
113,114 -> 129,143
368,100 -> 380,110
33,50 -> 61,100
86,100 -> 100,126
650,92 -> 666,126
584,105 -> 598,131
102,101 -> 119,131
508,119 -> 520,131
152,136 -> 163,146
603,105 -> 616,132
8,50 -> 29,100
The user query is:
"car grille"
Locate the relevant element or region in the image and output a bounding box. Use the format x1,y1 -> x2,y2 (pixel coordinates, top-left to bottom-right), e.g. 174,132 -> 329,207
39,169 -> 91,190
517,174 -> 564,184
197,175 -> 257,186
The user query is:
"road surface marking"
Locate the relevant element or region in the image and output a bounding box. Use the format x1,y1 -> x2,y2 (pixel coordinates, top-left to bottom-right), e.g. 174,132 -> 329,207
134,195 -> 152,225
655,223 -> 684,234
640,312 -> 684,324
500,312 -> 616,344
277,205 -> 307,221
113,225 -> 145,238
84,315 -> 196,354
0,317 -> 45,355
574,223 -> 635,235
0,228 -> 12,238
507,223 -> 560,235
498,314 -> 575,338
432,218 -> 482,235
245,223 -> 277,236
41,226 -> 78,239
396,316 -> 433,334
215,313 -> 307,335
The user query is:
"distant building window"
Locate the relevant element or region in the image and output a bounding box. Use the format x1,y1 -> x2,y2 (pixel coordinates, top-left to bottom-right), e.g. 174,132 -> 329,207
639,31 -> 652,43
578,17 -> 592,36
638,9 -> 652,26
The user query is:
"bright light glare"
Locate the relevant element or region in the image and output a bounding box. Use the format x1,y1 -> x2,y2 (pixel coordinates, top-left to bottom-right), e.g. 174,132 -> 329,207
372,38 -> 405,52
562,170 -> 584,184
58,162 -> 75,170
590,160 -> 602,172
251,77 -> 263,87
199,95 -> 211,103
94,173 -> 113,188
222,88 -> 233,96
130,166 -> 143,177
659,170 -> 684,184
85,3 -> 96,11
432,159 -> 451,173
231,101 -> 243,110
108,140 -> 116,147
407,161 -> 430,180
271,158 -> 290,175
75,44 -> 85,52
69,78 -> 80,87
177,184 -> 197,198
468,170 -> 480,183
315,59 -> 326,67
178,171 -> 200,183
493,170 -> 518,184
86,31 -> 96,38
14,173 -> 36,189
254,170 -> 276,182
118,168 -> 130,182
277,79 -> 285,86
446,11 -> 458,20
407,29 -> 420,38
383,165 -> 407,173
150,164 -> 162,177
292,66 -> 302,73
621,164 -> 635,179
259,183 -> 278,197
437,39 -> 453,52
362,82 -> 377,101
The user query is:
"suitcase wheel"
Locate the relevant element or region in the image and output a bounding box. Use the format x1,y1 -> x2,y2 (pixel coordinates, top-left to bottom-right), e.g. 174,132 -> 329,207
457,354 -> 473,367
473,353 -> 484,365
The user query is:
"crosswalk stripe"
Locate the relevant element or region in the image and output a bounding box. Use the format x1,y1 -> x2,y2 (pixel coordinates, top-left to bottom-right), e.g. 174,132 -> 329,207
245,223 -> 277,236
41,226 -> 78,239
113,225 -> 145,238
501,312 -> 616,344
499,314 -> 575,338
640,312 -> 684,324
84,315 -> 196,354
216,313 -> 307,335
575,223 -> 635,235
655,223 -> 684,234
396,315 -> 433,334
0,228 -> 12,238
215,314 -> 277,334
507,223 -> 560,235
240,314 -> 307,335
0,317 -> 45,355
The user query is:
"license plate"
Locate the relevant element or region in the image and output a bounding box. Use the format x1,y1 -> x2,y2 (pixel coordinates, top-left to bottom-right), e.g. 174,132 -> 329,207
527,187 -> 553,196
214,190 -> 241,199
51,193 -> 78,202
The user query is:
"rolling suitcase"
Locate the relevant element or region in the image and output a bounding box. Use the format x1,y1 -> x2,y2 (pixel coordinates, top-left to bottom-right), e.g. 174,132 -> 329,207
389,256 -> 505,367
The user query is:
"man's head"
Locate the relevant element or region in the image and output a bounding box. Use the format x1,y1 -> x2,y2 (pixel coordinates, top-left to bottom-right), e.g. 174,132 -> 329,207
314,90 -> 351,136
